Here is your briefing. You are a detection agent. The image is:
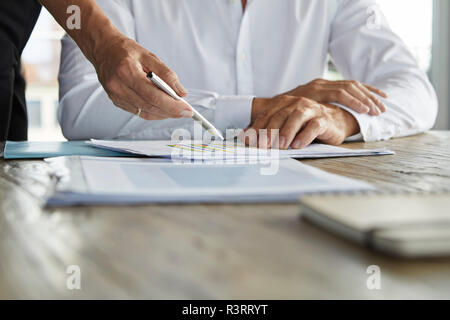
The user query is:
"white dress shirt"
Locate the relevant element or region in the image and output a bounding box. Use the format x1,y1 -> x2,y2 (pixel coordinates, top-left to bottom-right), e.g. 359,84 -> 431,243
58,0 -> 438,141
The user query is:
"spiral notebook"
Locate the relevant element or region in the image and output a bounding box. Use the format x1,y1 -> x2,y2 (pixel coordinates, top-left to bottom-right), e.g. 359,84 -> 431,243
299,193 -> 450,258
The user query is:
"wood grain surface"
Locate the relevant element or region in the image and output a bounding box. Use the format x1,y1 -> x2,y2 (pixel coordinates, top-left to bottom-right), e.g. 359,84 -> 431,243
0,132 -> 449,299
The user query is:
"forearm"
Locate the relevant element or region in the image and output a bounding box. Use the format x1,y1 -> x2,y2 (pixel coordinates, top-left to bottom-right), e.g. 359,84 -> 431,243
39,0 -> 121,65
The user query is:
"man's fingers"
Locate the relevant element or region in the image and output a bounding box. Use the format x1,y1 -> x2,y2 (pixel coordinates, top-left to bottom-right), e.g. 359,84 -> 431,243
246,117 -> 269,147
123,58 -> 193,118
330,88 -> 370,114
110,77 -> 187,119
357,83 -> 387,113
139,109 -> 167,121
133,78 -> 193,118
240,128 -> 259,148
332,80 -> 387,115
114,81 -> 155,114
279,104 -> 318,149
265,107 -> 293,149
106,80 -> 145,114
248,113 -> 272,134
343,83 -> 381,116
146,55 -> 188,97
108,57 -> 192,118
364,84 -> 388,98
291,118 -> 327,149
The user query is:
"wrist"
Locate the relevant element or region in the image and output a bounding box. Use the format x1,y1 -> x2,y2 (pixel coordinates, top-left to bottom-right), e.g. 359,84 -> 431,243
324,104 -> 360,138
343,110 -> 360,137
85,21 -> 121,66
339,109 -> 360,138
90,29 -> 125,66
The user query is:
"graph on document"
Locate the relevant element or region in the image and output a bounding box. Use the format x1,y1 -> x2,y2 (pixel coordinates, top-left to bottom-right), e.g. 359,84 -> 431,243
167,142 -> 237,154
166,141 -> 269,161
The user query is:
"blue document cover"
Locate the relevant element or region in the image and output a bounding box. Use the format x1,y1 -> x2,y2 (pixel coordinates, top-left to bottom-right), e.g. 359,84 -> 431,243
3,141 -> 134,159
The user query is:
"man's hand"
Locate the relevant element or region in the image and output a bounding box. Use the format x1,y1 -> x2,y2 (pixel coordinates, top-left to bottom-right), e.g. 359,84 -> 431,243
246,95 -> 360,149
93,36 -> 193,120
40,0 -> 193,121
285,78 -> 388,116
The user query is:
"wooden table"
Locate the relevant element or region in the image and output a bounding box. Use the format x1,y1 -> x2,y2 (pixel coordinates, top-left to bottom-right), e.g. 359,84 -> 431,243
1,131 -> 449,299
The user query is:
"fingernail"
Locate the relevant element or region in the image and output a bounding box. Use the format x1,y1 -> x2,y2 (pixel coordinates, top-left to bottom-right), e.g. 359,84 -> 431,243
279,136 -> 286,149
362,105 -> 370,113
176,83 -> 188,96
292,141 -> 301,149
180,110 -> 194,118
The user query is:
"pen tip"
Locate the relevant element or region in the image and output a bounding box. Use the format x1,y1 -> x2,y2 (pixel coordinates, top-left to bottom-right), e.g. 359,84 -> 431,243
147,72 -> 153,79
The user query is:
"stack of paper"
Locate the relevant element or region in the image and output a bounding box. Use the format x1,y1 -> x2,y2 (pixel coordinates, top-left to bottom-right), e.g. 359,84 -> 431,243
39,139 -> 392,206
88,139 -> 394,161
45,156 -> 374,206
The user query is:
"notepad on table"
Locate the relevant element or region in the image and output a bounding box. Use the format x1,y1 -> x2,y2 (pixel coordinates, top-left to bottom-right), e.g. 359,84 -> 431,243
300,193 -> 450,258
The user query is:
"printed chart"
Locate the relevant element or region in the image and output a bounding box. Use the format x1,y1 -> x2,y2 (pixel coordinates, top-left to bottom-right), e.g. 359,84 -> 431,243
167,142 -> 239,154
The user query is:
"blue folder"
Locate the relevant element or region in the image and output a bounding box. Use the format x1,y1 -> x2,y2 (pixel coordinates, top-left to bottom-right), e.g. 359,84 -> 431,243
3,141 -> 135,159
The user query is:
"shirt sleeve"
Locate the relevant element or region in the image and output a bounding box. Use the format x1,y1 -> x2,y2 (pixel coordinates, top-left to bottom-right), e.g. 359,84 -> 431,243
58,0 -> 253,140
329,0 -> 438,142
184,90 -> 254,132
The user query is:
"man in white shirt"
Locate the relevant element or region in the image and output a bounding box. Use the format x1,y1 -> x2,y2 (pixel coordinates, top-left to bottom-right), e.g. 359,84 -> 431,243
58,0 -> 438,149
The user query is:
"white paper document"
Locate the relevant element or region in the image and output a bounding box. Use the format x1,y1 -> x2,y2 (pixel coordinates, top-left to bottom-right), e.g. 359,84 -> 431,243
45,156 -> 374,206
88,139 -> 394,161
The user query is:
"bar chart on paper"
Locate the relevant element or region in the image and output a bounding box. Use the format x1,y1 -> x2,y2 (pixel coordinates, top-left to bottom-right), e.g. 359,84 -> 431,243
167,142 -> 237,154
167,141 -> 261,161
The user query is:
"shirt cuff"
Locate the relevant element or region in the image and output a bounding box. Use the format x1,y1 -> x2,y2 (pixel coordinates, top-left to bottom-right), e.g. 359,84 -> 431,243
332,103 -> 382,142
214,95 -> 254,132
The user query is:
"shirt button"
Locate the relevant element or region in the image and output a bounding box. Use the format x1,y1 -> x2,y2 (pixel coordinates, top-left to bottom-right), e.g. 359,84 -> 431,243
229,0 -> 237,4
240,52 -> 247,61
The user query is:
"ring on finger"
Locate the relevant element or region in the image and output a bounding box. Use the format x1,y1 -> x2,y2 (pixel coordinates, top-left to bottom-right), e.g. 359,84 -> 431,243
135,107 -> 142,117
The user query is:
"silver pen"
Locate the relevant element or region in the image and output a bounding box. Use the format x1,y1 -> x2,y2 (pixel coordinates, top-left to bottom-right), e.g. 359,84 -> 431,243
147,72 -> 224,140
